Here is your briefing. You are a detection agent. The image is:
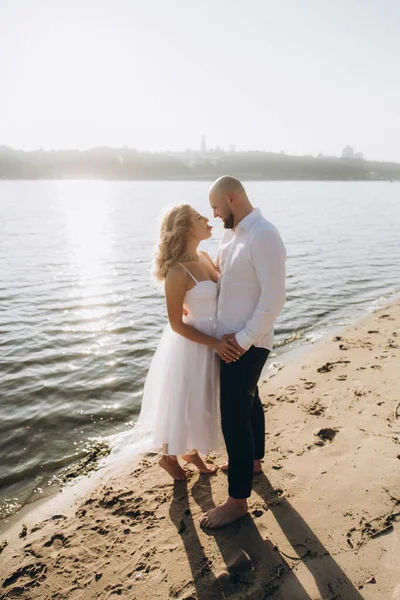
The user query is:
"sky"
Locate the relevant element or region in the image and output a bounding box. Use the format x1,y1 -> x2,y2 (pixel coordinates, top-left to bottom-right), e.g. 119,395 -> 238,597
1,0 -> 400,161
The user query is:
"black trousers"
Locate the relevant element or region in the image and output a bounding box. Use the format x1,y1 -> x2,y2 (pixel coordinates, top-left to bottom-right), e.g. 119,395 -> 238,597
220,345 -> 270,499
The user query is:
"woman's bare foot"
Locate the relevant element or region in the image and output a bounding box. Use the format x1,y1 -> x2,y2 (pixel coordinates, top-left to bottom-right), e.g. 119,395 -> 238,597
182,451 -> 217,474
199,497 -> 248,529
220,459 -> 263,474
159,455 -> 188,480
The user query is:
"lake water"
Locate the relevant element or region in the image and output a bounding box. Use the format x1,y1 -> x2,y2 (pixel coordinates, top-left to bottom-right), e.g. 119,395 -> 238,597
0,180 -> 399,519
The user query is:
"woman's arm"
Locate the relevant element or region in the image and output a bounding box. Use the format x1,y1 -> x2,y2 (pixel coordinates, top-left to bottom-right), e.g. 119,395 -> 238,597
165,266 -> 237,361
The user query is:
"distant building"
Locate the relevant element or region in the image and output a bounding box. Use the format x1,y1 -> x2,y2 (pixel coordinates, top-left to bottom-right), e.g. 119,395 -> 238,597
229,144 -> 236,152
342,145 -> 354,158
342,145 -> 364,160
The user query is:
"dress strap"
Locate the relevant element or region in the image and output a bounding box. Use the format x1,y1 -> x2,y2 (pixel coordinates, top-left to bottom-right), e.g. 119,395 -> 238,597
177,262 -> 198,284
198,252 -> 208,264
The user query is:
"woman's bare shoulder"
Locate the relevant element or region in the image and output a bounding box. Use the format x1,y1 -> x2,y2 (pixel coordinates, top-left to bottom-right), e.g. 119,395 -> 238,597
166,263 -> 188,279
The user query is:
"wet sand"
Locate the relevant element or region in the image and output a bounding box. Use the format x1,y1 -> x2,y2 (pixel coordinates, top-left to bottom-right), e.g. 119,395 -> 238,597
1,299 -> 399,600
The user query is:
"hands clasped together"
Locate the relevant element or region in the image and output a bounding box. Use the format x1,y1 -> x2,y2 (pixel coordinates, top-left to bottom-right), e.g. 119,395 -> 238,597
212,333 -> 246,363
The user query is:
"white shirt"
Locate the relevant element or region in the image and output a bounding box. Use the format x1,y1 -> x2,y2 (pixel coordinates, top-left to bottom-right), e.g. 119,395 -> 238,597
216,208 -> 286,351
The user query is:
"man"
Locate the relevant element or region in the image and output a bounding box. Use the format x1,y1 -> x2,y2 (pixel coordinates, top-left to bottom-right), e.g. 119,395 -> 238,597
200,176 -> 286,529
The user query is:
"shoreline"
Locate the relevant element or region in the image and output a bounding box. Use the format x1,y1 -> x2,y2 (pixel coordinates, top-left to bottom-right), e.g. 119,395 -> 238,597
2,288 -> 397,527
1,299 -> 399,599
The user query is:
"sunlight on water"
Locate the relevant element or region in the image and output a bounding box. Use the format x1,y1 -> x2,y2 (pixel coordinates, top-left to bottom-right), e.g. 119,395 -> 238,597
61,182 -> 112,277
57,182 -> 117,351
1,180 -> 399,520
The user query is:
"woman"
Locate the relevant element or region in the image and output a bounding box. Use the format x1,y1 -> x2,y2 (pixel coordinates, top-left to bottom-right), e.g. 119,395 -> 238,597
134,204 -> 239,480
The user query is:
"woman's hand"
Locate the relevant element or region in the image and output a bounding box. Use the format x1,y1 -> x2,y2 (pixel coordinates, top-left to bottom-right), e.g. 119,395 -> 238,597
211,338 -> 241,363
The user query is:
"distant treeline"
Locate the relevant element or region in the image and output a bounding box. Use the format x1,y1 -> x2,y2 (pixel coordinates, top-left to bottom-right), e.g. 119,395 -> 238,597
1,146 -> 400,181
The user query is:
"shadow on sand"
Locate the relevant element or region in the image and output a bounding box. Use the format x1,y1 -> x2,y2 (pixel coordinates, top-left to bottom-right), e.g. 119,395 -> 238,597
169,473 -> 364,600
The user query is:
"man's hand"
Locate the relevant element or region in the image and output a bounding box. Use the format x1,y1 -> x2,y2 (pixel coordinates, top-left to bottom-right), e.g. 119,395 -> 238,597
222,333 -> 247,357
213,338 -> 241,363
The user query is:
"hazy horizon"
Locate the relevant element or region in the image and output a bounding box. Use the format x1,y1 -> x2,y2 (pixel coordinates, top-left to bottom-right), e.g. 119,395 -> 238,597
2,1 -> 400,161
1,145 -> 400,165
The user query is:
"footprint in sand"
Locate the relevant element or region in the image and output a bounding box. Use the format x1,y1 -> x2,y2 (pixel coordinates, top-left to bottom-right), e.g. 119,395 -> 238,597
1,562 -> 47,594
90,525 -> 109,535
104,583 -> 128,597
303,381 -> 316,390
99,489 -> 135,509
313,427 -> 338,443
210,552 -> 255,597
304,400 -> 325,416
18,524 -> 27,539
387,339 -> 399,349
23,543 -> 42,559
0,541 -> 8,555
126,547 -> 157,583
285,384 -> 300,392
43,533 -> 70,549
317,360 -> 350,373
379,314 -> 395,320
96,489 -> 156,525
276,395 -> 296,403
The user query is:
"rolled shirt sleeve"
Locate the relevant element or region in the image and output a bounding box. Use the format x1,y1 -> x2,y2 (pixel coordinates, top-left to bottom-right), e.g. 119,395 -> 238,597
235,228 -> 286,351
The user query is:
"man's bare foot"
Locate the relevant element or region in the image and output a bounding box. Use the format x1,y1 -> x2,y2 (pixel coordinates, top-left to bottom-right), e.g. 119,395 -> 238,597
182,451 -> 217,474
220,459 -> 263,474
199,497 -> 248,529
159,455 -> 188,480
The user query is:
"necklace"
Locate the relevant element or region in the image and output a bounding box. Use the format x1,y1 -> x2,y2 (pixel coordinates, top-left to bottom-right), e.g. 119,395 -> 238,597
180,252 -> 200,262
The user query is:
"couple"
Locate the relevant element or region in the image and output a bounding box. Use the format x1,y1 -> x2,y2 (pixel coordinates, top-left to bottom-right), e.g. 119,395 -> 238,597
136,175 -> 286,529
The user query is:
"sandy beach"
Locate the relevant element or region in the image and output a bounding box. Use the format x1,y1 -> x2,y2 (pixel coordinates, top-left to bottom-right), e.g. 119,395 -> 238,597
1,299 -> 399,600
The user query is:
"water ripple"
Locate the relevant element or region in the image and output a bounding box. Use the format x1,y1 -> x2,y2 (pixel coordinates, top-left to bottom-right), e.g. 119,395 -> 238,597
0,180 -> 399,519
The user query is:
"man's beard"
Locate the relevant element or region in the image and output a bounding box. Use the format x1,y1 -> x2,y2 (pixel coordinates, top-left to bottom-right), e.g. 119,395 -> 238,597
223,211 -> 235,229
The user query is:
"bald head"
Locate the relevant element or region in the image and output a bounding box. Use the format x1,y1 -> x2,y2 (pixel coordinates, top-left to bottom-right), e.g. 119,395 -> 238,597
209,175 -> 253,229
209,175 -> 245,198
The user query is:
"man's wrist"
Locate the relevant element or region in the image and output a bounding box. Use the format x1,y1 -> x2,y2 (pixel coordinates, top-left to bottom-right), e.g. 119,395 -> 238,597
235,330 -> 252,352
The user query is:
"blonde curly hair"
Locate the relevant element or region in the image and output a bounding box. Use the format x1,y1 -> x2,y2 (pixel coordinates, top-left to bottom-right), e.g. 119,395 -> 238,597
153,204 -> 193,281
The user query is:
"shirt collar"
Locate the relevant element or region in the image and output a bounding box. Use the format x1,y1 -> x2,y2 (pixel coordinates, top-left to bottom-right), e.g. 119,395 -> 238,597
236,208 -> 261,232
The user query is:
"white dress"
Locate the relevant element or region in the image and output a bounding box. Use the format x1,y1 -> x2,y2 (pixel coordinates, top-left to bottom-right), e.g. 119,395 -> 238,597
125,262 -> 223,457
